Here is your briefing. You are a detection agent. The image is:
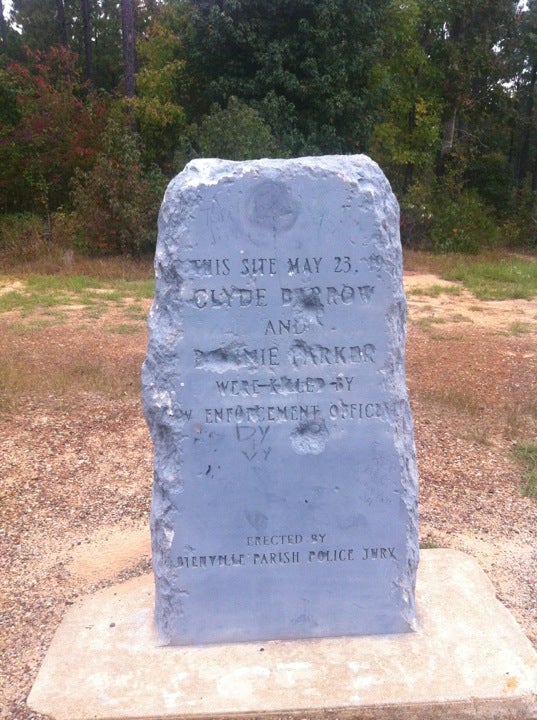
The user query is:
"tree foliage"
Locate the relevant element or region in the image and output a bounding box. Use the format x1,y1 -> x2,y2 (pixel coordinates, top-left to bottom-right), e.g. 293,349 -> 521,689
71,119 -> 165,254
2,0 -> 537,253
0,46 -> 106,214
184,0 -> 389,155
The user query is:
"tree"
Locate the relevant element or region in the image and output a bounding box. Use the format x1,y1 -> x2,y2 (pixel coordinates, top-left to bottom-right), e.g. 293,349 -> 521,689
195,96 -> 278,160
510,2 -> 537,192
71,119 -> 166,254
132,3 -> 188,169
81,0 -> 93,79
183,0 -> 389,155
55,0 -> 68,45
370,0 -> 442,195
10,0 -> 66,50
0,0 -> 8,57
121,0 -> 136,98
422,0 -> 516,162
0,46 -> 107,214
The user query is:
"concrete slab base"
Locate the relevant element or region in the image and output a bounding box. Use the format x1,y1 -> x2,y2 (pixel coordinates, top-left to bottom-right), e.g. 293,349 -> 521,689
27,549 -> 537,720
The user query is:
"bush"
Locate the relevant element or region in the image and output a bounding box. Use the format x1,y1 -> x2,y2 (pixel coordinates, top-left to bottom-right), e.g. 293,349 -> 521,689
0,211 -> 82,267
0,213 -> 49,261
400,182 -> 434,249
197,97 -> 279,160
400,179 -> 501,254
431,190 -> 500,254
71,121 -> 166,255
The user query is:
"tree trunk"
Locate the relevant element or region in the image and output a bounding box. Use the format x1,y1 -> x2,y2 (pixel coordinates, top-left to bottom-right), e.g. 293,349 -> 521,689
441,107 -> 457,156
0,0 -> 8,57
121,0 -> 136,98
402,105 -> 416,194
518,63 -> 537,186
81,0 -> 93,81
54,0 -> 68,46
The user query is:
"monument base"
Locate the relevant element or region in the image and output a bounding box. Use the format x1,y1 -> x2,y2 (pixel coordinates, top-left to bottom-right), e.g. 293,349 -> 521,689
27,550 -> 537,720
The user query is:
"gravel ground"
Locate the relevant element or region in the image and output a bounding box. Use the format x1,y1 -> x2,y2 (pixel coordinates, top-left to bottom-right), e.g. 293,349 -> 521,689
0,271 -> 536,720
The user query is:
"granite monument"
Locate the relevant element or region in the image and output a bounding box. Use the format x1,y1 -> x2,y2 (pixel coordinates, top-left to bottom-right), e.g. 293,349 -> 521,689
142,155 -> 419,645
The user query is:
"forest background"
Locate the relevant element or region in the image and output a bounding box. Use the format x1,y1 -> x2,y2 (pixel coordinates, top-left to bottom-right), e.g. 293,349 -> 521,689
1,0 -> 537,258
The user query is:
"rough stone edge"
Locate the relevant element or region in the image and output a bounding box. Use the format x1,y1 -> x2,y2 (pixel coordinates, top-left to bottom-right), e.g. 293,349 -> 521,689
142,155 -> 419,644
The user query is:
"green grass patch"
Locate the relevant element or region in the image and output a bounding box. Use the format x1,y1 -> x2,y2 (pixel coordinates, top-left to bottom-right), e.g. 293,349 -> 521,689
107,323 -> 142,335
420,541 -> 441,550
123,304 -> 149,321
8,319 -> 54,335
0,274 -> 155,314
430,333 -> 463,341
408,284 -> 461,298
440,256 -> 537,300
507,321 -> 533,336
511,442 -> 537,499
414,316 -> 446,331
114,278 -> 155,300
504,400 -> 537,440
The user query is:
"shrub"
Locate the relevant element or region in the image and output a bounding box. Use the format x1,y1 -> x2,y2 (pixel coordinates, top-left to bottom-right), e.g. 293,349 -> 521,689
0,213 -> 49,261
430,190 -> 500,254
400,182 -> 434,249
71,121 -> 166,255
196,97 -> 279,160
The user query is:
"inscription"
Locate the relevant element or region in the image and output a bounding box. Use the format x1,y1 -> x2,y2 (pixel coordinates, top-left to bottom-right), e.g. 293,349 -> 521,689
177,554 -> 246,568
281,285 -> 374,306
308,548 -> 354,562
179,258 -> 231,277
194,345 -> 280,369
178,256 -> 371,279
287,257 -> 322,274
189,286 -> 268,308
203,400 -> 406,425
175,544 -> 397,570
215,376 -> 326,397
265,318 -> 307,335
247,534 -> 303,545
363,547 -> 397,560
205,404 -> 320,424
240,257 -> 277,276
289,341 -> 375,367
254,552 -> 300,565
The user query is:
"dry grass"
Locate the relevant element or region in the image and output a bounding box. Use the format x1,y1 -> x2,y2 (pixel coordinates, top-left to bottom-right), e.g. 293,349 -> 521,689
0,259 -> 153,413
511,442 -> 537,499
1,247 -> 154,281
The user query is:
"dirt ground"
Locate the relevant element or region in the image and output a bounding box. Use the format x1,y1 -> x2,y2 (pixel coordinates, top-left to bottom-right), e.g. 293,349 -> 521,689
0,266 -> 536,719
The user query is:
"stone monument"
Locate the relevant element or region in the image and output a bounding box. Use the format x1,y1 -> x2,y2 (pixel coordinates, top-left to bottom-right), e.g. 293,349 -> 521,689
142,155 -> 419,646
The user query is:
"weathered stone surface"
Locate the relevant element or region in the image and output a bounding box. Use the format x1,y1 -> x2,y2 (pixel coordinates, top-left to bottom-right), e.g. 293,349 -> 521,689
142,155 -> 419,646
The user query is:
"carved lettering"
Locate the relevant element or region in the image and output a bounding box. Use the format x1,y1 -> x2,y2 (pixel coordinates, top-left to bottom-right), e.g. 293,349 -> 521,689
265,318 -> 307,335
190,287 -> 267,309
179,258 -> 230,277
204,404 -> 321,424
362,547 -> 397,561
215,376 -> 325,397
177,553 -> 245,568
247,534 -> 303,546
287,257 -> 322,274
308,549 -> 354,562
281,285 -> 375,306
289,341 -> 376,367
240,258 -> 277,276
253,552 -> 300,565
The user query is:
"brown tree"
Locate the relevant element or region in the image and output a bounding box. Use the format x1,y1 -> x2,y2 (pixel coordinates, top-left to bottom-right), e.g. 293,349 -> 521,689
81,0 -> 93,80
120,0 -> 136,98
54,0 -> 67,45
